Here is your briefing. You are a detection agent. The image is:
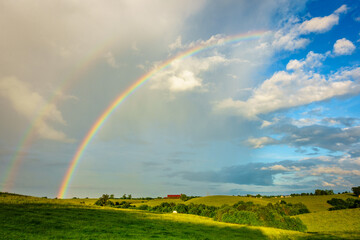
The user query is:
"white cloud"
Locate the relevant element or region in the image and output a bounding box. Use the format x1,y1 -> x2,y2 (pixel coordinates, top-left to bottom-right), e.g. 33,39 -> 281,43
0,0 -> 206,92
334,4 -> 349,14
333,38 -> 356,55
310,166 -> 360,176
169,36 -> 183,51
0,77 -> 74,142
272,28 -> 309,51
150,53 -> 234,92
322,181 -> 335,187
273,5 -> 348,51
286,51 -> 327,71
291,118 -> 320,127
299,14 -> 339,34
214,52 -> 360,119
247,136 -> 278,148
168,71 -> 202,92
261,165 -> 301,171
261,120 -> 272,128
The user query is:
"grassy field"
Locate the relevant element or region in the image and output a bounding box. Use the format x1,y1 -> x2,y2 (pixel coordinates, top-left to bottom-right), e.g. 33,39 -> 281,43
174,194 -> 356,212
264,194 -> 357,212
0,193 -> 311,240
298,208 -> 360,239
186,195 -> 271,207
1,192 -> 360,239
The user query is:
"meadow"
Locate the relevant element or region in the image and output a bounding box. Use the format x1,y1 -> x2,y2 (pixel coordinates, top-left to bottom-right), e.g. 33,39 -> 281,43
1,192 -> 359,239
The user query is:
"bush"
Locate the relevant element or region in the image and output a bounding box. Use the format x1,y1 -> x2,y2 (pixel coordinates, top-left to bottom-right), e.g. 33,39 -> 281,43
327,198 -> 360,210
214,201 -> 307,232
95,194 -> 114,207
137,204 -> 149,210
175,204 -> 188,213
315,189 -> 334,195
222,210 -> 262,226
352,186 -> 360,196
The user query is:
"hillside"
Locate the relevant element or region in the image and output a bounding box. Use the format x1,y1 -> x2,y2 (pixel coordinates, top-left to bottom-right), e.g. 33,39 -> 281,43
298,208 -> 360,239
1,192 -> 360,239
0,193 -> 310,239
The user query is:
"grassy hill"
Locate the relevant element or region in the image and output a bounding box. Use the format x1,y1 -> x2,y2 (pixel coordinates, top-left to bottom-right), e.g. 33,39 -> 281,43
298,208 -> 360,239
0,193 -> 309,239
1,192 -> 360,239
186,195 -> 271,207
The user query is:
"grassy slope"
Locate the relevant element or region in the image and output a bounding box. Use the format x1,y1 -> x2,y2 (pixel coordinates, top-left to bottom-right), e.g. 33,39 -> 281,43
298,208 -> 360,239
187,195 -> 271,207
0,193 -> 310,240
139,194 -> 360,239
181,194 -> 357,212
2,193 -> 360,239
265,194 -> 357,212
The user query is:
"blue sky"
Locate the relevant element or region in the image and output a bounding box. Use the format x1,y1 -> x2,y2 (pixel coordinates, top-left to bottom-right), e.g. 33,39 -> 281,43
0,0 -> 360,198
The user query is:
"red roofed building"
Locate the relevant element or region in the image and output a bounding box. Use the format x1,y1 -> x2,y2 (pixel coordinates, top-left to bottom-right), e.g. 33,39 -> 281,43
166,194 -> 181,199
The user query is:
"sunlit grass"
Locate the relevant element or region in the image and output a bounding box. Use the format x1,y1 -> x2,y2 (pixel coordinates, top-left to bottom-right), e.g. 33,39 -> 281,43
265,194 -> 357,212
298,208 -> 360,239
187,195 -> 271,206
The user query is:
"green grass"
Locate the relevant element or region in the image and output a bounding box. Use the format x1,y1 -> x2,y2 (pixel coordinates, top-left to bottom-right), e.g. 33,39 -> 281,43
298,208 -> 360,239
1,193 -> 360,239
0,194 -> 310,240
169,194 -> 357,212
134,198 -> 183,207
186,195 -> 271,207
265,194 -> 358,212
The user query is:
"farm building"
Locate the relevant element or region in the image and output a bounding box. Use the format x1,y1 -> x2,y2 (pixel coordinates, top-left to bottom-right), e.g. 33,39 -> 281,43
165,194 -> 181,199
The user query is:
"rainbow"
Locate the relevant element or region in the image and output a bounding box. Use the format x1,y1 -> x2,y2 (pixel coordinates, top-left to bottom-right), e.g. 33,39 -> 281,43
57,31 -> 266,198
1,37 -> 119,193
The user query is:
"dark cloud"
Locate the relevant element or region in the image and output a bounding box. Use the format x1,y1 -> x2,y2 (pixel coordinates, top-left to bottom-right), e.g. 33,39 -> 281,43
179,161 -> 307,186
179,162 -> 294,186
175,157 -> 360,190
321,117 -> 359,127
260,120 -> 360,156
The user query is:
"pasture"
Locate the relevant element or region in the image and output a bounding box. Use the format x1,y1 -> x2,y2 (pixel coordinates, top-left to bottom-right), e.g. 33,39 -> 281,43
1,192 -> 359,239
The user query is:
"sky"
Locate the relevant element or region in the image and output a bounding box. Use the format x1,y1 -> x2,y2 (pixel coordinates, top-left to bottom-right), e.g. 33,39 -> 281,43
0,0 -> 360,198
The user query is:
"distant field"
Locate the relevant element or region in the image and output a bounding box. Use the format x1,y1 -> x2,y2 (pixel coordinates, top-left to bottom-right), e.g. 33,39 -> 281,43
134,198 -> 183,207
179,194 -> 356,212
186,195 -> 271,206
265,194 -> 357,212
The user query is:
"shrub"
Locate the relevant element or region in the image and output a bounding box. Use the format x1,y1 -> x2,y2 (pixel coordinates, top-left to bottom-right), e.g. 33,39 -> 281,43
352,186 -> 360,196
327,198 -> 360,210
95,194 -> 114,206
222,210 -> 262,226
175,204 -> 188,213
137,204 -> 149,210
214,201 -> 307,232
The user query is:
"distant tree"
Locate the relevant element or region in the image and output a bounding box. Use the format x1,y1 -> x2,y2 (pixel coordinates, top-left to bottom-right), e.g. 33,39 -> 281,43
110,194 -> 114,199
352,186 -> 360,196
95,194 -> 114,206
180,194 -> 188,201
315,189 -> 334,195
128,194 -> 132,199
121,194 -> 127,199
